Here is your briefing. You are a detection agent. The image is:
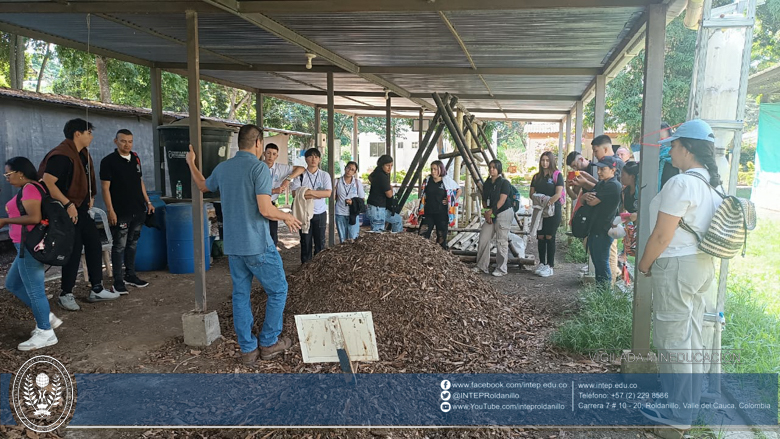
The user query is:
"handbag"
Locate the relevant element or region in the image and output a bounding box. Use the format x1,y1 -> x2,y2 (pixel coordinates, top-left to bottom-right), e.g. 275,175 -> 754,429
678,171 -> 756,259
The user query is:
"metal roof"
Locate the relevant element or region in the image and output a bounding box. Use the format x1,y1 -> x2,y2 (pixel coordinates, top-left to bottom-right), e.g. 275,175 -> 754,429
0,0 -> 687,121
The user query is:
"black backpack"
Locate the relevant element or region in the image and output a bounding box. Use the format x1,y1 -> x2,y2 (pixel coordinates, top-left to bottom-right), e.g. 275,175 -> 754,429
571,203 -> 595,238
508,182 -> 521,213
16,182 -> 75,266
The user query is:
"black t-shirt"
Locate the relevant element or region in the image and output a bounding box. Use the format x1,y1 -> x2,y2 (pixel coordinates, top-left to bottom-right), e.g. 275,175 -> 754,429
591,177 -> 622,233
483,177 -> 512,214
45,153 -> 91,210
531,171 -> 564,204
367,168 -> 392,208
100,150 -> 146,218
423,177 -> 447,215
581,161 -> 598,179
622,186 -> 638,214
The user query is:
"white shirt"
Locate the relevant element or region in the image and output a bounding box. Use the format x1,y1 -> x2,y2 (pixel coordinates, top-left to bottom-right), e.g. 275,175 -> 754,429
334,176 -> 365,216
649,168 -> 722,258
289,168 -> 333,215
268,162 -> 293,202
442,175 -> 460,191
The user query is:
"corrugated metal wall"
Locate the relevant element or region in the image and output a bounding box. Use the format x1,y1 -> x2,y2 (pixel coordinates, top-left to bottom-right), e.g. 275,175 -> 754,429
0,98 -> 158,216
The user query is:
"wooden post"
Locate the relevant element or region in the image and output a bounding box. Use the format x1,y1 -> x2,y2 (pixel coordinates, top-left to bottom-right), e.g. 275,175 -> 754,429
352,114 -> 359,167
327,72 -> 336,247
574,100 -> 584,153
594,75 -> 606,137
418,109 -> 424,197
186,10 -> 207,312
557,122 -> 564,172
150,66 -> 164,194
633,3 -> 667,355
314,107 -> 321,148
385,96 -> 392,155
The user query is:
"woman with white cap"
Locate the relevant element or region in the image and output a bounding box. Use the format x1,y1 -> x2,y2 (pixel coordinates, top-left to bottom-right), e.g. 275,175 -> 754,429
637,119 -> 723,430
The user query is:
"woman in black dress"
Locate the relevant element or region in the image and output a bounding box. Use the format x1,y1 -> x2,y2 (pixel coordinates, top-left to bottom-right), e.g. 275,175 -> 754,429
529,151 -> 564,277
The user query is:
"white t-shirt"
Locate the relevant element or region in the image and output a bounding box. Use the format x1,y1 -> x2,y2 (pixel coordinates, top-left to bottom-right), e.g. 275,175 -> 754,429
289,168 -> 333,215
268,162 -> 293,202
334,176 -> 365,216
649,167 -> 722,258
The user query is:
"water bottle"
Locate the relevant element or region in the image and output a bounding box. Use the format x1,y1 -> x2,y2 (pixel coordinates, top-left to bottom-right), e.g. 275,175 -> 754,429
176,180 -> 183,199
718,312 -> 726,329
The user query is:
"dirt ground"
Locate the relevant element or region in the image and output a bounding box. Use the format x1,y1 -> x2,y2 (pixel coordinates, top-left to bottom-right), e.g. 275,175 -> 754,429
0,228 -> 668,439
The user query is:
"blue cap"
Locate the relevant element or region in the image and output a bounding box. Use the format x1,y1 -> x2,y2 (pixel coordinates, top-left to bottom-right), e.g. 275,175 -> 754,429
659,119 -> 715,145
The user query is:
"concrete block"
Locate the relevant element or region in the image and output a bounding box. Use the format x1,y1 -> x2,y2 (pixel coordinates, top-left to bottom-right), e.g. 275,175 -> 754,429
182,311 -> 221,347
620,349 -> 659,374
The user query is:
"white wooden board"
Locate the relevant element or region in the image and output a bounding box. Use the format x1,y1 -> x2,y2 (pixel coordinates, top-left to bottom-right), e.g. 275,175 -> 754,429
295,311 -> 379,363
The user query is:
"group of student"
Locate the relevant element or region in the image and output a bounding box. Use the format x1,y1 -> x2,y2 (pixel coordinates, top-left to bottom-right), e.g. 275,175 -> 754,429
4,118 -> 152,351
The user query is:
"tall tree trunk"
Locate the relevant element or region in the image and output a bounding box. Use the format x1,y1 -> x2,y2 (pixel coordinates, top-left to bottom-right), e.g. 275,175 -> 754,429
36,44 -> 52,93
228,90 -> 252,120
9,34 -> 25,90
95,55 -> 111,103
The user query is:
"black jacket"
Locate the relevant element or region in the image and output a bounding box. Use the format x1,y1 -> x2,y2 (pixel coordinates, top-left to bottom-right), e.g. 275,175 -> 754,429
348,197 -> 366,225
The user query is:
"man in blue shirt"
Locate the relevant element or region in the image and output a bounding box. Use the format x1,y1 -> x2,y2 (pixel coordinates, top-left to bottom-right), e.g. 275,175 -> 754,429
186,124 -> 301,366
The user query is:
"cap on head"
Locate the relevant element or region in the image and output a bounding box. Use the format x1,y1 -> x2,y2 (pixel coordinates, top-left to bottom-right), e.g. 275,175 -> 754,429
595,156 -> 619,169
659,119 -> 714,145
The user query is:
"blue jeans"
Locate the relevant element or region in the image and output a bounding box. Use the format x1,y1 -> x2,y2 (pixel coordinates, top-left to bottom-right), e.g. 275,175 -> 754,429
367,204 -> 403,233
228,243 -> 288,353
6,244 -> 50,330
588,230 -> 614,285
335,215 -> 360,243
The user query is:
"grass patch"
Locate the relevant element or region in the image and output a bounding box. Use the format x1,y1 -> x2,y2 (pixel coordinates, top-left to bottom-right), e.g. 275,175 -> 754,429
550,285 -> 633,354
565,237 -> 588,264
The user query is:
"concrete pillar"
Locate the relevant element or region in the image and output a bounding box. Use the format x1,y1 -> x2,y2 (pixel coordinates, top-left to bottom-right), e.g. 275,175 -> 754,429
186,9 -> 207,313
594,74 -> 606,137
565,112 -> 572,159
327,72 -> 335,247
150,67 -> 164,194
632,3 -> 667,357
352,114 -> 359,167
558,121 -> 564,171
386,96 -> 392,155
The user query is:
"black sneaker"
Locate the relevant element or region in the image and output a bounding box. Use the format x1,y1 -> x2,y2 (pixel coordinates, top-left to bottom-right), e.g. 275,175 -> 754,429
113,282 -> 129,296
124,275 -> 149,288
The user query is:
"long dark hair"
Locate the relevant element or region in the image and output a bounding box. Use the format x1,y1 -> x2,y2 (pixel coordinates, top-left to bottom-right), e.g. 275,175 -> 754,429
679,138 -> 721,187
488,159 -> 503,177
5,156 -> 39,181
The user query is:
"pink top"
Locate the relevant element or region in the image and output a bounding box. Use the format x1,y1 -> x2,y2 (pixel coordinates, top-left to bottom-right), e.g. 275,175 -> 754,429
5,184 -> 43,244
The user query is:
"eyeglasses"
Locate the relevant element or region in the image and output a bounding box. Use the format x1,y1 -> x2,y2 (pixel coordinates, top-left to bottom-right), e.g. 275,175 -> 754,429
3,171 -> 16,179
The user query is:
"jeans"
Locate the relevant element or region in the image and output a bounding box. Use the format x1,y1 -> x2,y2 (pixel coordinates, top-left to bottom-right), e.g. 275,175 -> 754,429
420,211 -> 449,249
6,244 -> 50,330
110,211 -> 144,283
61,207 -> 104,294
335,214 -> 360,243
300,212 -> 327,263
228,243 -> 288,353
587,230 -> 614,285
367,204 -> 403,233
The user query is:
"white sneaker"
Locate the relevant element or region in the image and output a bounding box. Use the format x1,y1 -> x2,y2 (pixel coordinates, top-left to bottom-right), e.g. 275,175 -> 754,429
540,266 -> 554,278
30,313 -> 63,336
491,271 -> 507,277
18,328 -> 58,351
580,265 -> 589,273
472,267 -> 487,274
534,264 -> 548,275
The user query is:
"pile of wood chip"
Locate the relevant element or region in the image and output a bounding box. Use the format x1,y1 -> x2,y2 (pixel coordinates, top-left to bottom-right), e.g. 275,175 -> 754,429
274,232 -> 548,373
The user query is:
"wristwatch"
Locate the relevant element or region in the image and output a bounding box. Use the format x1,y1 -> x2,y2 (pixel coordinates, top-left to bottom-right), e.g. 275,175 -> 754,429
285,176 -> 294,182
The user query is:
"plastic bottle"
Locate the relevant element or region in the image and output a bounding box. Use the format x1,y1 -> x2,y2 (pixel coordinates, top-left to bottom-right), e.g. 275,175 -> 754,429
718,312 -> 726,329
176,180 -> 183,199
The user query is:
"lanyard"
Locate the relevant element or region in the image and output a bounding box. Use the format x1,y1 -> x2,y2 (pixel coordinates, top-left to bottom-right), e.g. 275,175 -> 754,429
306,170 -> 319,188
341,178 -> 355,197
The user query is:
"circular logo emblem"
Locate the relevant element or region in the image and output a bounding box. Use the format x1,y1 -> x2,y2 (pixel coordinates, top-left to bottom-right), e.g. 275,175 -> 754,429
11,355 -> 75,433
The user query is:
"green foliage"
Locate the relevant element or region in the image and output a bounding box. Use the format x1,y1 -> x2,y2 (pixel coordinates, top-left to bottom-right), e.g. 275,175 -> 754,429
565,238 -> 588,263
738,161 -> 756,186
392,169 -> 407,184
551,285 -> 634,354
752,0 -> 780,72
509,175 -> 525,185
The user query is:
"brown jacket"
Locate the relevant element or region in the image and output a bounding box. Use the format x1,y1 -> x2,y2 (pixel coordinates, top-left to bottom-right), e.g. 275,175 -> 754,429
38,139 -> 97,207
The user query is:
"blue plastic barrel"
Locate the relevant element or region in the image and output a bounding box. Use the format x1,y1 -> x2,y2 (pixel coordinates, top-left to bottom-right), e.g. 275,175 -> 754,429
165,203 -> 211,274
135,191 -> 167,272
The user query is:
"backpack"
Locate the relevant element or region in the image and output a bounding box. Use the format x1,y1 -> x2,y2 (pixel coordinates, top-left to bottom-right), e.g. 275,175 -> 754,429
552,170 -> 566,205
16,182 -> 75,266
571,203 -> 595,238
678,171 -> 757,259
507,180 -> 521,213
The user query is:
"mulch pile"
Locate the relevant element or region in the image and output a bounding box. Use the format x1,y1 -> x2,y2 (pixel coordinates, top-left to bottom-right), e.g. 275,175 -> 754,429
280,232 -> 547,373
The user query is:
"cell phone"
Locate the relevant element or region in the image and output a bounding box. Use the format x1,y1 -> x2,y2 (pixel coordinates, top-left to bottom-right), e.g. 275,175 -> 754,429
567,171 -> 577,181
